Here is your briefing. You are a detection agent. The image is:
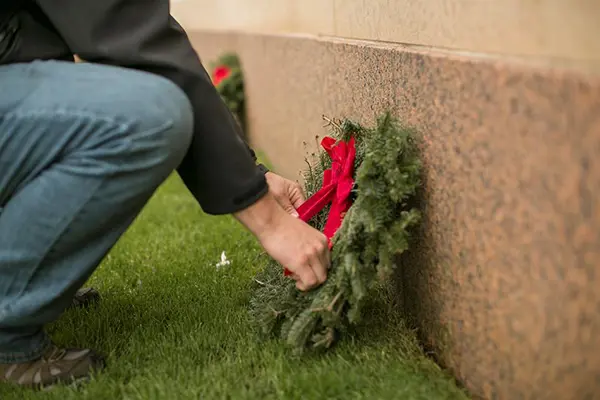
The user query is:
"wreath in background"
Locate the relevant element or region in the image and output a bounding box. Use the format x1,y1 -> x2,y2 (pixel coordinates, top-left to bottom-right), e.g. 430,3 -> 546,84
210,52 -> 247,138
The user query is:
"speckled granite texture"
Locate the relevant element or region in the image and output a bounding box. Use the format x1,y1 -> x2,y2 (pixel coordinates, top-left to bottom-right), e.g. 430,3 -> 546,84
188,31 -> 600,400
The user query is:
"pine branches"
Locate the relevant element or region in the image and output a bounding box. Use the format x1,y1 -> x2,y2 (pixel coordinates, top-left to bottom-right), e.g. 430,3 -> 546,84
249,113 -> 423,354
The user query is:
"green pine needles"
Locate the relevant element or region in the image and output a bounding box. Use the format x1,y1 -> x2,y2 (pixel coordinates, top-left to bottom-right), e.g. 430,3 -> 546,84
249,113 -> 423,354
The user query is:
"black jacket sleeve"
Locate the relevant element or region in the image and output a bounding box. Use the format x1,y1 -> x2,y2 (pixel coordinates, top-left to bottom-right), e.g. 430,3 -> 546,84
33,0 -> 268,215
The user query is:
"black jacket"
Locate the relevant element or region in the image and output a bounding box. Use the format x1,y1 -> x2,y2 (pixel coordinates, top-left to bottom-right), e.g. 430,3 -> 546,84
0,0 -> 268,215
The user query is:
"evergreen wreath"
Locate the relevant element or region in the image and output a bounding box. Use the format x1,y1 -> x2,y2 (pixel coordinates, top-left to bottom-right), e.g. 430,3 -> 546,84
209,52 -> 247,136
249,113 -> 423,354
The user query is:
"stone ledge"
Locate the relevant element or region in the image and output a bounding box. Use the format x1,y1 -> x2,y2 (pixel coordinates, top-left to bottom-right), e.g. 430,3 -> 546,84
172,0 -> 600,68
188,30 -> 600,400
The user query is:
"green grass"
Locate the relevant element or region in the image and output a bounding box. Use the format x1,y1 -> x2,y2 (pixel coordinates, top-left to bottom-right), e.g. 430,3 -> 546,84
0,175 -> 469,400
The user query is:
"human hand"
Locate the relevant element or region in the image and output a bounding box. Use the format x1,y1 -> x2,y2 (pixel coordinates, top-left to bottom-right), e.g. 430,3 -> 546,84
234,193 -> 330,291
264,172 -> 305,217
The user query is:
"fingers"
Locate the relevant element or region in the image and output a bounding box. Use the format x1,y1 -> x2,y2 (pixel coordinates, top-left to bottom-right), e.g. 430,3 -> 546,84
322,237 -> 332,268
283,182 -> 305,218
285,204 -> 300,218
310,256 -> 327,287
263,209 -> 330,292
265,173 -> 305,218
294,263 -> 318,291
311,237 -> 329,283
274,191 -> 299,217
290,182 -> 306,209
293,237 -> 330,291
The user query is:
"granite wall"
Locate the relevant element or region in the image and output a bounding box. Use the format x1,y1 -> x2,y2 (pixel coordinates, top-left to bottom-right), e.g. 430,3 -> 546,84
188,31 -> 600,399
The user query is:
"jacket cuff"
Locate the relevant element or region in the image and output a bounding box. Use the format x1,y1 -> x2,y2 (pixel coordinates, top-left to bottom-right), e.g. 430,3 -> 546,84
225,164 -> 269,213
256,163 -> 269,175
228,175 -> 270,214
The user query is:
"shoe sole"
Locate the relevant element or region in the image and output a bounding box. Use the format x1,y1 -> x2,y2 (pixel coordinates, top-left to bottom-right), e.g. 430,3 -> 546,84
40,375 -> 93,392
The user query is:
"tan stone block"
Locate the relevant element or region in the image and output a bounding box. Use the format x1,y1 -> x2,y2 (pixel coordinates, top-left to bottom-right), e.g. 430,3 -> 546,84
333,0 -> 600,62
291,0 -> 335,36
171,0 -> 293,32
173,0 -> 600,68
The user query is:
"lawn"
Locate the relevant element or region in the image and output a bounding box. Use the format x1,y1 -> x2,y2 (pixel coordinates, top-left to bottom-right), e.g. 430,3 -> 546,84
0,174 -> 469,400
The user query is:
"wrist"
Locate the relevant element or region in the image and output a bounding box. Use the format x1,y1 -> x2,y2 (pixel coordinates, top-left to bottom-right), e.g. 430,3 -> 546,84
233,191 -> 285,238
256,163 -> 269,175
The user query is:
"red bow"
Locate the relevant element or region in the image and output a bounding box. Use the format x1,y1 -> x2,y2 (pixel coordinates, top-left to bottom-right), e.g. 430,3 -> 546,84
212,65 -> 231,86
284,136 -> 356,276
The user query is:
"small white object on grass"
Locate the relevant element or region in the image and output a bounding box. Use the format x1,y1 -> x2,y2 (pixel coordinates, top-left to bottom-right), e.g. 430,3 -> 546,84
215,251 -> 231,269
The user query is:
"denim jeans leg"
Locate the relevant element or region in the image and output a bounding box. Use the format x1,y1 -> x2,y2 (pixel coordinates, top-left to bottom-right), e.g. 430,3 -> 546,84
0,60 -> 193,362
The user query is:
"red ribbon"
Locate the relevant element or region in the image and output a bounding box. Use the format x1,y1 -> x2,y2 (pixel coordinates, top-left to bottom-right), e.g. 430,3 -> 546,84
284,136 -> 356,276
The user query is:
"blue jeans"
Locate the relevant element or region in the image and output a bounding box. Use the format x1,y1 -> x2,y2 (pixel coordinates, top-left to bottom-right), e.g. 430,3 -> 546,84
0,60 -> 193,363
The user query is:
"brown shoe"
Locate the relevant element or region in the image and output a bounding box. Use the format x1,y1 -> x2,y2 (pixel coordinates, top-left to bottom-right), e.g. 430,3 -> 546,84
69,287 -> 101,309
0,343 -> 106,389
